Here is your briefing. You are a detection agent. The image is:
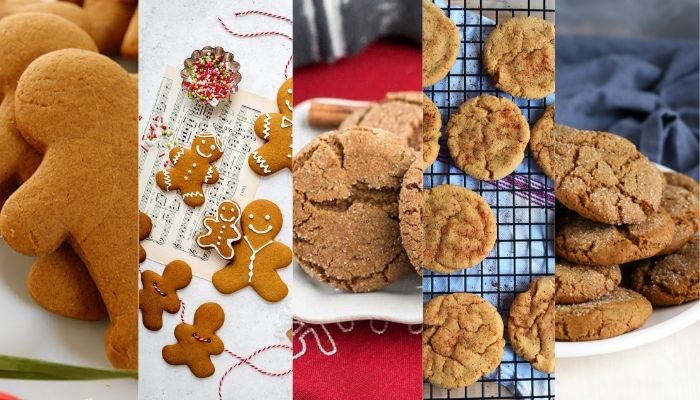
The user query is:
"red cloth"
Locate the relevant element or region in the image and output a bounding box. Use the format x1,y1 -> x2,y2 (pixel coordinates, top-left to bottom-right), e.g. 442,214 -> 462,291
293,39 -> 423,400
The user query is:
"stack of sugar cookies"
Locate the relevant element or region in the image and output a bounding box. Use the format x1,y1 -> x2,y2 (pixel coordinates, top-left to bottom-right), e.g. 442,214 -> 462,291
0,8 -> 138,369
530,108 -> 700,341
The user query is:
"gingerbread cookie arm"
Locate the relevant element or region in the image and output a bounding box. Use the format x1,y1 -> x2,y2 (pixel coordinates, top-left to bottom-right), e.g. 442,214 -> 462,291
0,97 -> 27,184
203,165 -> 219,185
28,244 -> 107,321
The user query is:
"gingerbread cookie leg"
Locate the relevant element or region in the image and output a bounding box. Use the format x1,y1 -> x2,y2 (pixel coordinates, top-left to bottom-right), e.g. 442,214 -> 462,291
251,263 -> 289,302
83,0 -> 136,54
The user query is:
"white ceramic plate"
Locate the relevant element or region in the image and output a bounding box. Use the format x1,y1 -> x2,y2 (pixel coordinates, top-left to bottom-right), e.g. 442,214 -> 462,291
291,98 -> 423,325
0,241 -> 137,399
556,163 -> 700,357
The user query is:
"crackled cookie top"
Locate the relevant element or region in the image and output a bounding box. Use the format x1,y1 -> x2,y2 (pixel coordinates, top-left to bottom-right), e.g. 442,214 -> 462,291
422,0 -> 460,87
508,276 -> 554,373
399,158 -> 423,274
664,171 -> 699,198
423,293 -> 505,389
529,105 -> 556,180
423,94 -> 442,168
339,91 -> 422,151
447,95 -> 530,180
554,127 -> 665,224
631,235 -> 699,306
555,260 -> 621,304
659,183 -> 700,255
483,16 -> 555,99
555,287 -> 652,341
555,208 -> 674,266
423,184 -> 496,273
293,127 -> 415,292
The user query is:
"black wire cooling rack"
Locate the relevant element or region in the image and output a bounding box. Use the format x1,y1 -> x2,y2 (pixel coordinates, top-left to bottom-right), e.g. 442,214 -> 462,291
423,0 -> 555,399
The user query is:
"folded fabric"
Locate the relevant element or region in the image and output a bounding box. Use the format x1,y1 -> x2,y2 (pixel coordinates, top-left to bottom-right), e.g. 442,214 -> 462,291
557,36 -> 699,179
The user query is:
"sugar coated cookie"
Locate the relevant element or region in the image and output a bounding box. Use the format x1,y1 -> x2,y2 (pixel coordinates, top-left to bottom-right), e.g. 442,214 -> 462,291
555,260 -> 621,304
422,0 -> 460,87
140,260 -> 193,331
529,105 -> 556,180
162,302 -> 225,378
399,158 -> 423,274
196,200 -> 242,259
664,171 -> 699,198
423,94 -> 442,168
423,184 -> 496,273
508,276 -> 554,373
423,293 -> 505,389
447,95 -> 530,180
293,127 -> 415,292
483,16 -> 555,99
249,78 -> 293,176
156,132 -> 223,207
658,183 -> 700,255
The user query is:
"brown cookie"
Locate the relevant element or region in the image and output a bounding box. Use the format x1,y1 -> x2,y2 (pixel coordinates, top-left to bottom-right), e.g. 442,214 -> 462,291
162,302 -> 225,378
0,1 -> 90,33
422,0 -> 460,87
555,209 -> 674,266
483,16 -> 555,99
83,0 -> 136,54
447,95 -> 530,180
423,184 -> 496,273
249,78 -> 293,176
339,91 -> 422,151
658,183 -> 700,255
630,235 -> 699,306
120,7 -> 138,58
423,94 -> 442,168
423,293 -> 505,389
156,132 -> 223,207
508,276 -> 554,373
139,260 -> 193,331
212,200 -> 292,302
529,105 -> 556,180
196,200 -> 242,260
664,171 -> 699,198
554,127 -> 664,225
399,158 -> 423,275
293,127 -> 415,292
139,211 -> 152,263
555,287 -> 652,341
555,259 -> 621,304
0,49 -> 138,369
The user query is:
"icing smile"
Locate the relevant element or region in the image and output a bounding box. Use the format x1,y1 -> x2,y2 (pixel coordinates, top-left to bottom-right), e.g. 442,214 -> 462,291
196,145 -> 212,158
248,223 -> 272,234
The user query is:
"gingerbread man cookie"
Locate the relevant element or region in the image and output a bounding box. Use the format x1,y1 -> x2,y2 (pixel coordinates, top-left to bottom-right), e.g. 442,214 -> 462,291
139,260 -> 192,331
0,49 -> 138,369
156,132 -> 223,207
162,302 -> 225,378
212,199 -> 292,302
248,78 -> 292,176
196,200 -> 242,259
139,211 -> 152,263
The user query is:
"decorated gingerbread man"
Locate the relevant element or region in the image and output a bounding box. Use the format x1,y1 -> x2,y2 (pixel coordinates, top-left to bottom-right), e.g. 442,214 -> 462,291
156,132 -> 223,207
248,78 -> 292,176
196,200 -> 242,259
139,260 -> 192,331
212,199 -> 292,302
162,302 -> 225,378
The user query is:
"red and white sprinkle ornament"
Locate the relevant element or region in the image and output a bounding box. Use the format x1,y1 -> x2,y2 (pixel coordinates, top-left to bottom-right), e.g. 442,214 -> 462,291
181,46 -> 242,107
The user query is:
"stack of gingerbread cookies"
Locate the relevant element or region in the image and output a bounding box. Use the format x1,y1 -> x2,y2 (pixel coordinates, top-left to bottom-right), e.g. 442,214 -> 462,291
531,110 -> 700,341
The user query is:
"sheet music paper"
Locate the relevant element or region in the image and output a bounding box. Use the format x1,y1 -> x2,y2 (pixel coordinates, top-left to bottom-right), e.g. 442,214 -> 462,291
138,66 -> 276,280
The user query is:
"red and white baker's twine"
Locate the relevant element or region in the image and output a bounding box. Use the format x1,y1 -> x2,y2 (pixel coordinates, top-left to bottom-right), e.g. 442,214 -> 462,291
218,9 -> 292,79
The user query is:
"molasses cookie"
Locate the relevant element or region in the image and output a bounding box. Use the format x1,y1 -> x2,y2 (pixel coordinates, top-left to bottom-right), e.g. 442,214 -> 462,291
399,158 -> 423,274
483,16 -> 555,99
422,0 -> 460,87
293,126 -> 415,292
423,94 -> 442,168
423,184 -> 496,273
664,171 -> 699,198
423,293 -> 505,389
555,287 -> 652,341
555,209 -> 674,266
658,185 -> 700,255
630,235 -> 699,306
508,276 -> 554,373
447,95 -> 530,180
555,260 -> 621,304
340,91 -> 421,151
554,127 -> 665,225
529,105 -> 556,180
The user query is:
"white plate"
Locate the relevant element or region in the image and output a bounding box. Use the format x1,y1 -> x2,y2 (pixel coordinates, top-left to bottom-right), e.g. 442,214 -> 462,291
556,163 -> 700,357
291,98 -> 423,325
0,241 -> 137,399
